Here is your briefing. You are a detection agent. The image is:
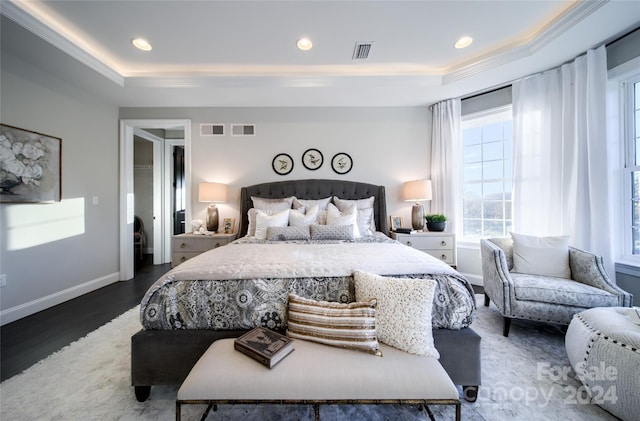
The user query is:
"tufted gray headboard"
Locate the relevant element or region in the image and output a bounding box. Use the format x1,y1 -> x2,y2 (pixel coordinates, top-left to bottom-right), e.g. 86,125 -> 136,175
239,179 -> 388,237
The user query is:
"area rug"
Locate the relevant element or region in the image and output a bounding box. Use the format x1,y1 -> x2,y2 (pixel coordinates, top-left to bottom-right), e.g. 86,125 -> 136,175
0,296 -> 619,420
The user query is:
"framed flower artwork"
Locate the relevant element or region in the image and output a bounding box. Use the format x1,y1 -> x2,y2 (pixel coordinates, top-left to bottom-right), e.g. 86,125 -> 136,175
0,124 -> 62,203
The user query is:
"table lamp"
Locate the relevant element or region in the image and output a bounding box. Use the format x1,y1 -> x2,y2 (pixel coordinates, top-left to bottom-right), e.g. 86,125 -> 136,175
198,182 -> 227,232
403,179 -> 432,231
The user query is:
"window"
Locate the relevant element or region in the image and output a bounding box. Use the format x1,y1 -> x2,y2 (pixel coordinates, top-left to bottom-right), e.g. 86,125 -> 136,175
460,106 -> 513,241
625,79 -> 640,256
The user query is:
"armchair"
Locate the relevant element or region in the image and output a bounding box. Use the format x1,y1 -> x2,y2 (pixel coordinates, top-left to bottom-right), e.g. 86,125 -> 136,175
480,238 -> 632,337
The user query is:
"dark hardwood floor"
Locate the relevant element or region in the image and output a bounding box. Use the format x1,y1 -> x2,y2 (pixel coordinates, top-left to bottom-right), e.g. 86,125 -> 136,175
0,256 -> 170,381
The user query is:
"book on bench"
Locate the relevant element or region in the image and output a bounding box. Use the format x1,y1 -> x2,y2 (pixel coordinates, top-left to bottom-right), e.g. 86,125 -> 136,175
234,327 -> 295,368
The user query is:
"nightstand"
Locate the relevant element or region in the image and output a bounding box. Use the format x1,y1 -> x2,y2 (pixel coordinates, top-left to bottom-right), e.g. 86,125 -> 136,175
172,232 -> 237,267
391,231 -> 456,267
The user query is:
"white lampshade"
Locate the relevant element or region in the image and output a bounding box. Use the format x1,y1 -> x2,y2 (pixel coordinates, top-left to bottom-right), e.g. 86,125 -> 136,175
403,180 -> 432,202
199,182 -> 227,203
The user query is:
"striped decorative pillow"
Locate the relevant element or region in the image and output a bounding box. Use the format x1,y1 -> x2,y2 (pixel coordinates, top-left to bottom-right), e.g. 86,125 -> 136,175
286,293 -> 382,356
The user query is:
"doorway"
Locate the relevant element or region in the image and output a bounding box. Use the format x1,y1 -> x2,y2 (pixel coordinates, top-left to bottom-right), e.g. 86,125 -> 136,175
119,119 -> 192,281
133,134 -> 155,267
172,145 -> 186,235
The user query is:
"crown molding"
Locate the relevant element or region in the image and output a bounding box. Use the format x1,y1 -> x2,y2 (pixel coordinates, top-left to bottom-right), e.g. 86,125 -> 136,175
1,0 -> 124,86
1,0 -> 609,90
443,0 -> 608,84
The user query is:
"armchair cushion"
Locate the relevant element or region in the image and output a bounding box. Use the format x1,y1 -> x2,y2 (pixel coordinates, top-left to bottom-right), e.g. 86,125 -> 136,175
511,232 -> 571,278
512,274 -> 620,308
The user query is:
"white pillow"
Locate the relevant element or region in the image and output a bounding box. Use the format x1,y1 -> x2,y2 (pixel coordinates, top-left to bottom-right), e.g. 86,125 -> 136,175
354,271 -> 439,357
326,203 -> 360,238
317,210 -> 328,225
511,232 -> 571,278
251,196 -> 294,211
293,196 -> 333,211
333,196 -> 376,236
255,209 -> 290,240
289,205 -> 319,226
247,208 -> 280,237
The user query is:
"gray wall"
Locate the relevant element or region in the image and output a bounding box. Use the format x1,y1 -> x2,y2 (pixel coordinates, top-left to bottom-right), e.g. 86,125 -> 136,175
0,52 -> 119,323
119,107 -> 433,228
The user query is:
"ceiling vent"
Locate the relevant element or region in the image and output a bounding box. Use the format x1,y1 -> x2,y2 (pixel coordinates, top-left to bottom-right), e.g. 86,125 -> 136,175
352,42 -> 373,60
231,124 -> 256,136
200,123 -> 224,136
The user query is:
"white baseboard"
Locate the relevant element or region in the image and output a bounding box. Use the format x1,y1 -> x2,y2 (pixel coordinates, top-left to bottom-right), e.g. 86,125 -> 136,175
461,272 -> 483,287
0,272 -> 120,326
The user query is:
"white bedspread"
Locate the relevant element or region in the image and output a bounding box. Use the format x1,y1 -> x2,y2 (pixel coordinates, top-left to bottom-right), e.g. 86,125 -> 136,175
140,235 -> 475,331
169,239 -> 458,281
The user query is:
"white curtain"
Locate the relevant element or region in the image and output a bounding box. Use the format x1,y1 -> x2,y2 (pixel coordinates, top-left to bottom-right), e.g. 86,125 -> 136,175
430,98 -> 461,234
512,45 -> 612,269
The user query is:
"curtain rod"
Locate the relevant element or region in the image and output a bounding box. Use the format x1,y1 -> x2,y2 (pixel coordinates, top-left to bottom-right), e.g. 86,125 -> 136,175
428,83 -> 512,111
460,84 -> 512,102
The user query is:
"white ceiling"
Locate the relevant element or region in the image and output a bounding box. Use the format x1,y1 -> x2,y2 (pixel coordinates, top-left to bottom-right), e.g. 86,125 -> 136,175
2,0 -> 639,107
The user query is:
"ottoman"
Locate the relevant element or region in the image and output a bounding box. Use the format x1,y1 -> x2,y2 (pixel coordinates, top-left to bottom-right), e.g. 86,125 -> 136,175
565,307 -> 640,420
177,338 -> 460,421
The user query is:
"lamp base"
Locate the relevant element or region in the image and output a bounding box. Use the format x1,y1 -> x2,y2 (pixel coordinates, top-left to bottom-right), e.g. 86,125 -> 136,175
206,204 -> 219,232
411,203 -> 425,231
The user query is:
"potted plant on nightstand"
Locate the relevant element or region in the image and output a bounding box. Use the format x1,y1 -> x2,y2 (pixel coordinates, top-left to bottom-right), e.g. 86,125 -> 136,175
425,214 -> 447,232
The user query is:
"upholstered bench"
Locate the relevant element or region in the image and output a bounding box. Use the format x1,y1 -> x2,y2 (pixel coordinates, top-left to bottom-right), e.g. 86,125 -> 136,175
565,307 -> 640,421
176,338 -> 461,421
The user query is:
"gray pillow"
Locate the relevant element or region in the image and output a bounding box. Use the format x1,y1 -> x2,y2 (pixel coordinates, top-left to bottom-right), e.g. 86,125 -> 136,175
310,224 -> 355,241
267,225 -> 311,241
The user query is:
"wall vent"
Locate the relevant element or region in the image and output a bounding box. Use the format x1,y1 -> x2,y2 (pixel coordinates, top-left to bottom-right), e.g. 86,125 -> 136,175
353,42 -> 373,60
231,124 -> 256,136
200,123 -> 224,136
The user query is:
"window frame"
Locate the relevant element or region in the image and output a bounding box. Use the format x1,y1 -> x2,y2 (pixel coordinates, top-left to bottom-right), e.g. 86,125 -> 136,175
459,105 -> 513,245
623,77 -> 640,261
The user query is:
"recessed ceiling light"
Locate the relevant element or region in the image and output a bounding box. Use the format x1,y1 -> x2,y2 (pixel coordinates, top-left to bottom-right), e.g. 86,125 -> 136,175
132,38 -> 152,51
296,37 -> 313,51
454,36 -> 473,49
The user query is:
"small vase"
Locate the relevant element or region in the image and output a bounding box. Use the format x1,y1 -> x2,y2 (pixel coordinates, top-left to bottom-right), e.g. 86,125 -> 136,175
426,222 -> 446,232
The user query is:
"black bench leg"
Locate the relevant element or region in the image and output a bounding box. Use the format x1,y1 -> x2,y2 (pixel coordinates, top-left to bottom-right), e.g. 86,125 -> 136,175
463,385 -> 479,402
484,293 -> 490,307
423,404 -> 436,421
200,403 -> 213,421
135,385 -> 151,402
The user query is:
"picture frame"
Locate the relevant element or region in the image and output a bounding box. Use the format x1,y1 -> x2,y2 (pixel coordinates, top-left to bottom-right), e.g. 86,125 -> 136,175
272,153 -> 294,175
390,215 -> 404,231
223,217 -> 236,234
331,152 -> 353,175
302,148 -> 323,170
0,123 -> 62,203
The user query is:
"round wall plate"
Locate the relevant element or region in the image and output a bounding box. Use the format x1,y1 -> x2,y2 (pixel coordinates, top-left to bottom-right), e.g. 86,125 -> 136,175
302,148 -> 323,170
272,153 -> 294,175
331,152 -> 353,174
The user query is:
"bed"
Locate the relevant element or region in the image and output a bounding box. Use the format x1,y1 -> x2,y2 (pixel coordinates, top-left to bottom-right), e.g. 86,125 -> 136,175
131,179 -> 482,402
